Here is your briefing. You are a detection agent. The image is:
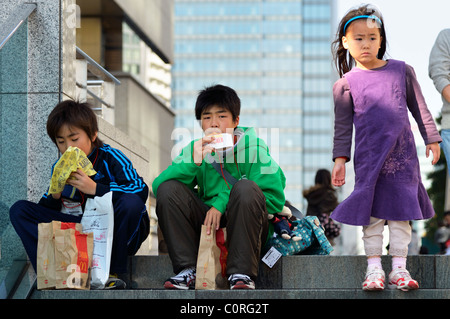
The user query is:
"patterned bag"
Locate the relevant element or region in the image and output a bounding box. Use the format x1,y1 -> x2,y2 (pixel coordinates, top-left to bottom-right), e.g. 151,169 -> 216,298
266,216 -> 333,256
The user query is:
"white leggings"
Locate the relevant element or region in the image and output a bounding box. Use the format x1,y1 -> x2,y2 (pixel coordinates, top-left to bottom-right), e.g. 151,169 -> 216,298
362,217 -> 411,257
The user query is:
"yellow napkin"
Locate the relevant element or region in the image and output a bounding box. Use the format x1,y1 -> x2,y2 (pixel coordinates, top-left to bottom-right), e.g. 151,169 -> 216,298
48,147 -> 97,194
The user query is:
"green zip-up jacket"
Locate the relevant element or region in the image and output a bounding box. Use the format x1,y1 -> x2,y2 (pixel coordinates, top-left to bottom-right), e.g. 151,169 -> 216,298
152,126 -> 286,240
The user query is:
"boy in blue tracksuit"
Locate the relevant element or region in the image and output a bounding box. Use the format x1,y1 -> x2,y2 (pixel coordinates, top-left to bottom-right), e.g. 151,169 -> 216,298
9,100 -> 149,289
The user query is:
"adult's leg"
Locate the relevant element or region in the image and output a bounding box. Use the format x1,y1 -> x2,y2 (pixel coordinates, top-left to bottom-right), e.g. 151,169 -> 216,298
9,200 -> 81,271
155,180 -> 209,273
440,129 -> 450,174
225,179 -> 268,279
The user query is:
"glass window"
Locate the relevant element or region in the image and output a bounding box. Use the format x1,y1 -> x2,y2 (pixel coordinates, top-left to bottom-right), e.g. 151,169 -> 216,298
304,153 -> 333,169
304,4 -> 331,19
304,78 -> 331,93
262,3 -> 302,15
304,60 -> 333,75
303,96 -> 333,112
304,114 -> 333,130
304,133 -> 333,149
262,20 -> 301,35
303,22 -> 331,38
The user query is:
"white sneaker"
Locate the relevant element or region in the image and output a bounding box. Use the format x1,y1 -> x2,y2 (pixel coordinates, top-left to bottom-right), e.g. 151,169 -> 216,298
362,267 -> 385,291
164,266 -> 196,290
229,274 -> 255,290
388,267 -> 419,291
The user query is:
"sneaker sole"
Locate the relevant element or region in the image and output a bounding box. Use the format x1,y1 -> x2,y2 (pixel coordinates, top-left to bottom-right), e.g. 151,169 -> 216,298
164,281 -> 190,290
362,281 -> 384,291
230,281 -> 255,290
388,280 -> 419,291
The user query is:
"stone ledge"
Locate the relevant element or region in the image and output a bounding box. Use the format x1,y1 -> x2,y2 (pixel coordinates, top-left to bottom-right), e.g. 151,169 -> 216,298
30,288 -> 450,300
130,255 -> 450,290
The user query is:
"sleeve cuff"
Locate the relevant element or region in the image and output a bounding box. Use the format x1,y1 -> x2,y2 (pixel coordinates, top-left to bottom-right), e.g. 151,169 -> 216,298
95,183 -> 110,197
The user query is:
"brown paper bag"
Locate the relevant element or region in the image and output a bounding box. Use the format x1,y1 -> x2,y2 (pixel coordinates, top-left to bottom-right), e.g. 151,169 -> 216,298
37,223 -> 56,289
37,221 -> 92,290
195,226 -> 228,290
37,221 -> 83,289
55,228 -> 93,290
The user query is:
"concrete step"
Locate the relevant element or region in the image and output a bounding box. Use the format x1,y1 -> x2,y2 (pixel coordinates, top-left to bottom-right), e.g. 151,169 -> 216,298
29,255 -> 450,299
130,255 -> 450,289
30,288 -> 450,299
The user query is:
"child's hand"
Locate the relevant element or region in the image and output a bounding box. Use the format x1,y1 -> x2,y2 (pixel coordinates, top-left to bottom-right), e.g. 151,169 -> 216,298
67,169 -> 97,195
332,158 -> 346,187
426,142 -> 441,165
51,192 -> 62,200
193,135 -> 215,166
204,206 -> 222,235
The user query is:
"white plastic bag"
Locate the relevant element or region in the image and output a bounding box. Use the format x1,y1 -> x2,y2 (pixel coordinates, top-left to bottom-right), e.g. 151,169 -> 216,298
81,191 -> 114,289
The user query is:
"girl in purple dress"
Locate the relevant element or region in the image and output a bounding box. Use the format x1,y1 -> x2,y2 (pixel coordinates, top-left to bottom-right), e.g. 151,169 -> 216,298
331,5 -> 441,291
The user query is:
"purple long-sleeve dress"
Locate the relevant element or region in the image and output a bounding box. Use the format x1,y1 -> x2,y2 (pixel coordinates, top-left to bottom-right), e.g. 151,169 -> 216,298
331,59 -> 442,226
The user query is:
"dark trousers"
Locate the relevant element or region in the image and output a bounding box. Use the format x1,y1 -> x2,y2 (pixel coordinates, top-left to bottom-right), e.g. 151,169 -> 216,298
156,179 -> 268,279
9,193 -> 149,274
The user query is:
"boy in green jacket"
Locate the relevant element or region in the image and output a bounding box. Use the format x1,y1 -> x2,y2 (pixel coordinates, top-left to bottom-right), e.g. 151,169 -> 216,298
152,84 -> 286,290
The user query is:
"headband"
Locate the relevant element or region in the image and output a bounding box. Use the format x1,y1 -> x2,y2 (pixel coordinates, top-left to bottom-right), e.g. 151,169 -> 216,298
343,15 -> 383,35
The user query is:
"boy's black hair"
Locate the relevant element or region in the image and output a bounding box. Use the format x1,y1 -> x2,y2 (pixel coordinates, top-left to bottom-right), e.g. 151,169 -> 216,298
195,84 -> 241,121
47,100 -> 103,148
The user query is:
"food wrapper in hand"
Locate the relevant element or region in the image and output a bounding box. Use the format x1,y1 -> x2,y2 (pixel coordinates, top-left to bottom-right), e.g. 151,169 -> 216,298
48,146 -> 97,195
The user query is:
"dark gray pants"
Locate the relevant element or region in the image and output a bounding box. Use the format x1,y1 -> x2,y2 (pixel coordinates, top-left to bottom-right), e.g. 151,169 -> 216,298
155,179 -> 268,279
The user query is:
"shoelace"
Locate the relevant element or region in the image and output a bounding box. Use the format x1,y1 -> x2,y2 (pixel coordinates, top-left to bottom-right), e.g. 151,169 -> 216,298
174,267 -> 196,281
228,274 -> 251,282
391,270 -> 412,282
365,268 -> 384,281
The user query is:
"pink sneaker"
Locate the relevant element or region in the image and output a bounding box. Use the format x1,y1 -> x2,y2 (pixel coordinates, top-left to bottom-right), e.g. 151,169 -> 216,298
362,267 -> 385,291
388,268 -> 419,291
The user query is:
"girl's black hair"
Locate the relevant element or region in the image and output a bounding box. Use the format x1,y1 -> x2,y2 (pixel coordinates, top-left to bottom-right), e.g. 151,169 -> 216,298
47,100 -> 103,148
332,4 -> 387,77
195,84 -> 240,121
315,169 -> 332,188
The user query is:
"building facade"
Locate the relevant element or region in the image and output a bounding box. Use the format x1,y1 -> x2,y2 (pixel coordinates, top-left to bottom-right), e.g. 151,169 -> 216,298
173,0 -> 336,209
0,0 -> 174,298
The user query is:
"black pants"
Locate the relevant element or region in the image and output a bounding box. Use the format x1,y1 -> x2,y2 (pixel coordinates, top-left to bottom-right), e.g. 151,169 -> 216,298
156,179 -> 268,279
9,193 -> 149,274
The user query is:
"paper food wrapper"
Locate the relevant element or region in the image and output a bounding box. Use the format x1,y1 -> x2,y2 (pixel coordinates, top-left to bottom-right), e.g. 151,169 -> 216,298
48,146 -> 97,194
209,133 -> 233,150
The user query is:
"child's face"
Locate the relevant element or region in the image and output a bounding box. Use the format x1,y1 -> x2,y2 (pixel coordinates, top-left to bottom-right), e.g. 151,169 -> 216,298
55,124 -> 97,156
201,105 -> 239,136
342,19 -> 383,69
